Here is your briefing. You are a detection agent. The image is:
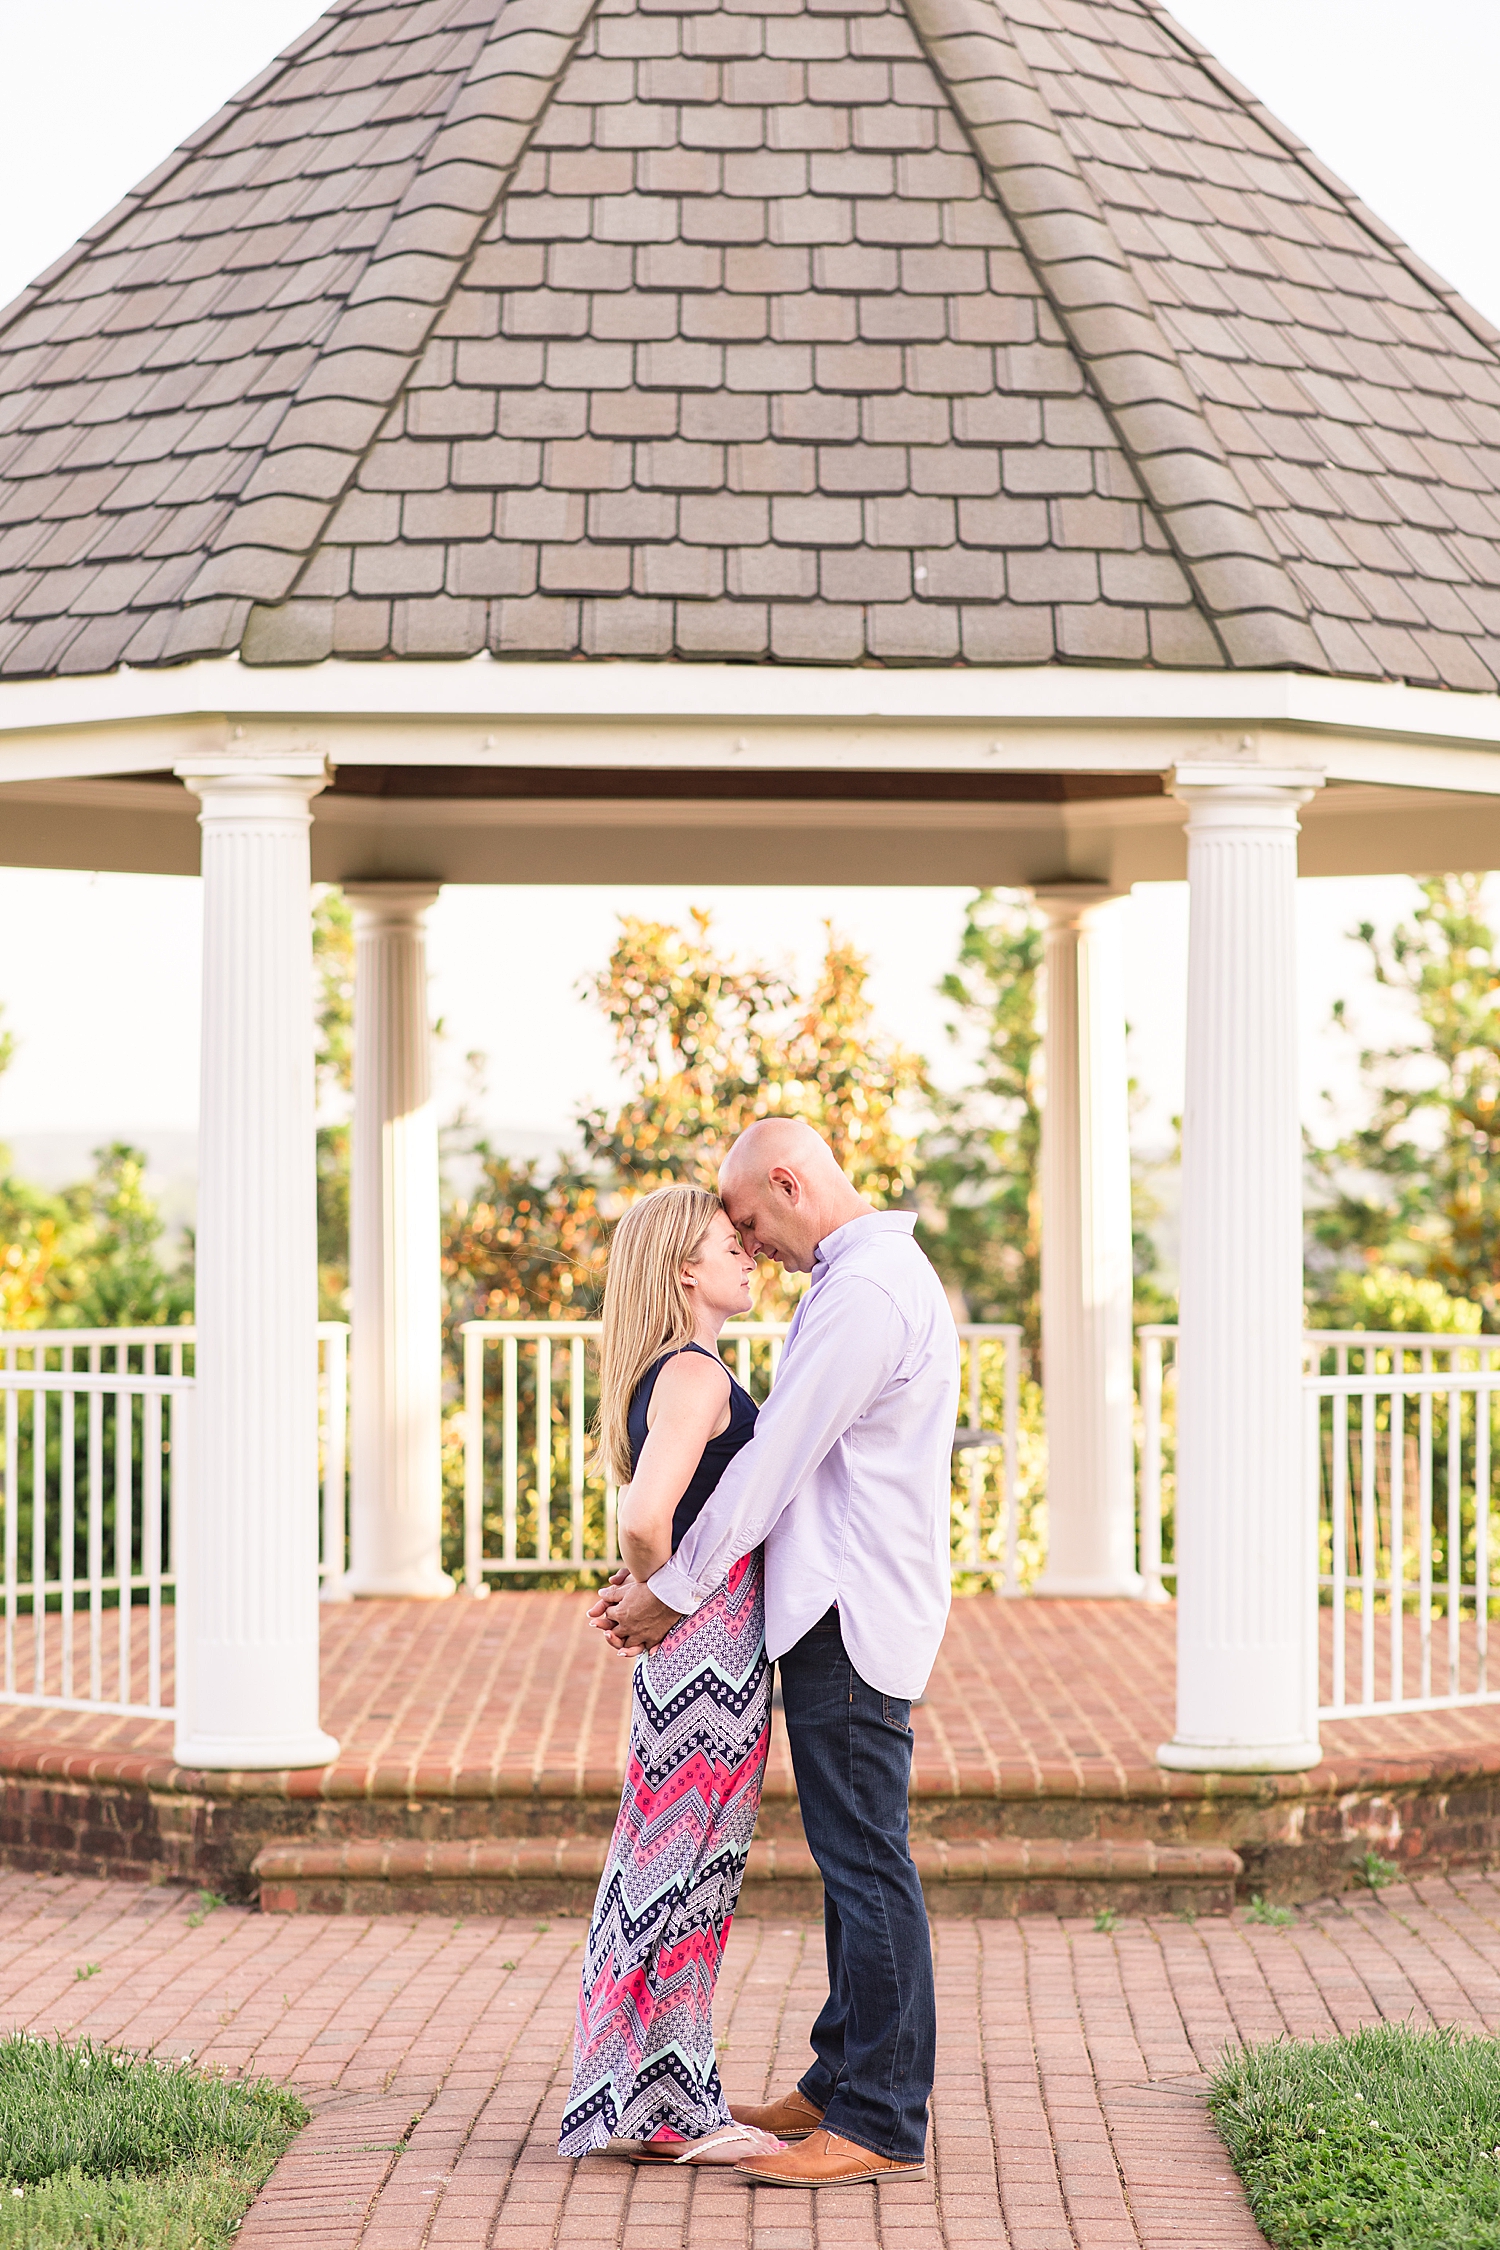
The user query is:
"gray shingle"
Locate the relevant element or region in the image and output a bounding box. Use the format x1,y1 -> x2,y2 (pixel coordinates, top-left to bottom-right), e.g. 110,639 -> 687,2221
2,0 -> 1500,686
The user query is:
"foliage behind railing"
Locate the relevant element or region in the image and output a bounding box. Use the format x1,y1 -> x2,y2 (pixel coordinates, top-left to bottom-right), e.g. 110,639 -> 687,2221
457,1320 -> 1028,1592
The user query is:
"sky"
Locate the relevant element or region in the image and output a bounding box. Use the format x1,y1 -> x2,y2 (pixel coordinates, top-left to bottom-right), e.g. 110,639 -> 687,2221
0,0 -> 1492,1181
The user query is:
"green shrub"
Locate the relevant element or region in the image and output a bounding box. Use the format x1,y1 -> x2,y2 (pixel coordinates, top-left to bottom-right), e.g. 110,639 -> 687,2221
0,2158 -> 279,2249
0,2037 -> 304,2249
1211,2022 -> 1500,2249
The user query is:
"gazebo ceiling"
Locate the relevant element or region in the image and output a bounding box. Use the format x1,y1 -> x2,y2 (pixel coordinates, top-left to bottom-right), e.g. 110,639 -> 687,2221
3,0 -> 1500,693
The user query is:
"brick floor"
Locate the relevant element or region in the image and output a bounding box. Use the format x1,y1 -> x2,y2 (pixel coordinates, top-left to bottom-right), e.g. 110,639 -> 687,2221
9,1873 -> 1500,2244
3,1593 -> 1500,1805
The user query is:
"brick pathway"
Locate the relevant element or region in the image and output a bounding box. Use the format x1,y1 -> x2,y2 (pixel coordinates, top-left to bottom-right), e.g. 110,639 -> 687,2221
9,1873 -> 1500,2243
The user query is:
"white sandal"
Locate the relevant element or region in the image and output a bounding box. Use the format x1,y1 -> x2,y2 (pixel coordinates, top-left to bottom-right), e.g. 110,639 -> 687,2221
671,2123 -> 787,2166
601,2123 -> 787,2166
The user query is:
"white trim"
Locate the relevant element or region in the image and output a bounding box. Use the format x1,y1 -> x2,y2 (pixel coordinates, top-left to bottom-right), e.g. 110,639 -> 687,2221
0,660 -> 1497,791
0,654 -> 1490,740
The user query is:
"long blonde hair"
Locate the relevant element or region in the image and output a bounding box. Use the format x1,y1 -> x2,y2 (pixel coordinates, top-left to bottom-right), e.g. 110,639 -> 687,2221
596,1185 -> 723,1485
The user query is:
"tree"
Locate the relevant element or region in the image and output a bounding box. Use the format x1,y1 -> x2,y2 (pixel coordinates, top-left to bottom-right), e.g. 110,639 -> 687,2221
0,1004 -> 189,1331
1307,875 -> 1500,1325
0,1146 -> 190,1332
580,910 -> 922,1205
0,1185 -> 67,1331
0,1017 -> 60,1327
914,892 -> 1044,1339
914,890 -> 1174,1346
443,1157 -> 608,1330
1312,1263 -> 1482,1336
441,911 -> 924,1330
60,1144 -> 193,1329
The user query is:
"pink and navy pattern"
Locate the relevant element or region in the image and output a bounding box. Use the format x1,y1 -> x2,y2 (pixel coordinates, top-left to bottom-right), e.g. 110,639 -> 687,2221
558,1549 -> 770,2153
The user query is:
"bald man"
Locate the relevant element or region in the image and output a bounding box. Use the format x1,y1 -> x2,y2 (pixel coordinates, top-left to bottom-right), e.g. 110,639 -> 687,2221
592,1118 -> 959,2189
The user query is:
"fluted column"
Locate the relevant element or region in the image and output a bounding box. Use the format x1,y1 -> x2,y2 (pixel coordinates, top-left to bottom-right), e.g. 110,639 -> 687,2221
1159,764 -> 1323,1773
173,760 -> 339,1770
342,883 -> 453,1600
1033,885 -> 1141,1598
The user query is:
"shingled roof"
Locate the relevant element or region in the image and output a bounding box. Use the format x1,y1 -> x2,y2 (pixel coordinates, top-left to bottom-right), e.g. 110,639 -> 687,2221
3,0 -> 1500,688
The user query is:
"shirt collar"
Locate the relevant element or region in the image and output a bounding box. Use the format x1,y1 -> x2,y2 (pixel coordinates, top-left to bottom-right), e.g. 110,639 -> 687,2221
812,1209 -> 917,1272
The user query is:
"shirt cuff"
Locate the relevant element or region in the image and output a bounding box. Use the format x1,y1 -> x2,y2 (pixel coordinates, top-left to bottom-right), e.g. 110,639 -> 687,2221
648,1557 -> 710,1616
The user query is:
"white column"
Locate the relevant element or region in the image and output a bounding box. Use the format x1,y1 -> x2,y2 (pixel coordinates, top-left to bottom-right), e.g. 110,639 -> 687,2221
341,883 -> 453,1600
1033,884 -> 1141,1597
172,760 -> 339,1770
1158,765 -> 1323,1773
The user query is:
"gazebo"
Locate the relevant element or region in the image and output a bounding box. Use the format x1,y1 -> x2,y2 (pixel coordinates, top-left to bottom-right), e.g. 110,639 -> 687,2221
3,0 -> 1500,1779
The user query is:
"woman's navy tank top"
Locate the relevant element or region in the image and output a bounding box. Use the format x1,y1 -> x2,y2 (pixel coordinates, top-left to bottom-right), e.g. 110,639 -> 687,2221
626,1340 -> 757,1552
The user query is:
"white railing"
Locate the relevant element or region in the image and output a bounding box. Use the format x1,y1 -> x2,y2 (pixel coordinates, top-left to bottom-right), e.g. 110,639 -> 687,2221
1139,1324 -> 1500,1718
1136,1325 -> 1463,1603
1308,1339 -> 1500,1718
954,1322 -> 1023,1590
314,1324 -> 349,1598
0,1326 -> 349,1721
459,1320 -> 1024,1590
0,1326 -> 350,1596
0,1363 -> 192,1719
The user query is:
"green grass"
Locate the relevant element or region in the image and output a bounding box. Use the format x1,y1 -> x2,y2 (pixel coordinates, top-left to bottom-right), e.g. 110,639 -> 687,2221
0,2035 -> 305,2248
1211,2022 -> 1500,2248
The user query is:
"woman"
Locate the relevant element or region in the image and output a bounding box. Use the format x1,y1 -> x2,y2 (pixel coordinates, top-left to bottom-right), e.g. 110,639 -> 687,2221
558,1185 -> 783,2166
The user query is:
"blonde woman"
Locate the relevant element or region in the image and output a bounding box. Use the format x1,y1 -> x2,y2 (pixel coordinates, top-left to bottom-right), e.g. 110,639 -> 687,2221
558,1186 -> 782,2165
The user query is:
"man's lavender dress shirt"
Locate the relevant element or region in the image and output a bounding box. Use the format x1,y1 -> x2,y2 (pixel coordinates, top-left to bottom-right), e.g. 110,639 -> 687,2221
647,1210 -> 960,1699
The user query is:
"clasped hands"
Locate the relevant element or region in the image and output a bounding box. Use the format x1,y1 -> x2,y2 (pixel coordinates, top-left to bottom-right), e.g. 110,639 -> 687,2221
588,1567 -> 681,1653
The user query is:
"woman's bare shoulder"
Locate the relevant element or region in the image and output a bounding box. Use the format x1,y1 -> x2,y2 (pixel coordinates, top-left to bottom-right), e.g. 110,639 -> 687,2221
646,1348 -> 730,1425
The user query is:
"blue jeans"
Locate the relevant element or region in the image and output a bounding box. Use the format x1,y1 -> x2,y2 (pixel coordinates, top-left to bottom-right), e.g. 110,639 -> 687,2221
777,1606 -> 935,2163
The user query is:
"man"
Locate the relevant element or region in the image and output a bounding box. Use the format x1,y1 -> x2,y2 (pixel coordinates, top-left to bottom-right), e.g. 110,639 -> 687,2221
591,1118 -> 959,2189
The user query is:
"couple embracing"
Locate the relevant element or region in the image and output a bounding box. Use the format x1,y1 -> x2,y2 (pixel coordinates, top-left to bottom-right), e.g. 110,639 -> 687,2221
557,1117 -> 958,2189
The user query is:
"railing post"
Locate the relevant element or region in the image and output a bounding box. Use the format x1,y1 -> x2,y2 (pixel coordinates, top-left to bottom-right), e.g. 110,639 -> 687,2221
569,1336 -> 585,1568
463,1325 -> 487,1596
1001,1328 -> 1021,1597
1138,1328 -> 1167,1604
1478,1349 -> 1491,1694
320,1325 -> 350,1603
502,1334 -> 518,1563
172,1384 -> 197,1747
964,1336 -> 983,1571
1305,1377 -> 1322,1742
1331,1373 -> 1348,1711
536,1334 -> 553,1564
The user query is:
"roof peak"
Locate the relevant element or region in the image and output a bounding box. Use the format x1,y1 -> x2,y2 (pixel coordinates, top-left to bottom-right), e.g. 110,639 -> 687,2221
2,0 -> 1500,692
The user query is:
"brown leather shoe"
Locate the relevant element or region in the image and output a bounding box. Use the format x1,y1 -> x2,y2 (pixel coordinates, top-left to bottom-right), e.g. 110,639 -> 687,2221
727,2088 -> 825,2141
735,2126 -> 926,2187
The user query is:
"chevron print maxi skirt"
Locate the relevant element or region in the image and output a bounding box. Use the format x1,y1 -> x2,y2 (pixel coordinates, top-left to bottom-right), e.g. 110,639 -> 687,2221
558,1549 -> 770,2153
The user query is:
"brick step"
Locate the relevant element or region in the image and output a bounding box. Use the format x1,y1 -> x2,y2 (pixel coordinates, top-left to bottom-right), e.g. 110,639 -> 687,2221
252,1834 -> 1243,1917
6,1722 -> 1499,1906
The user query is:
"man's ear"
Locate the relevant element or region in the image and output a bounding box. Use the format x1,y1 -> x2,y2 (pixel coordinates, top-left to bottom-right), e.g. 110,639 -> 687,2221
768,1164 -> 800,1204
